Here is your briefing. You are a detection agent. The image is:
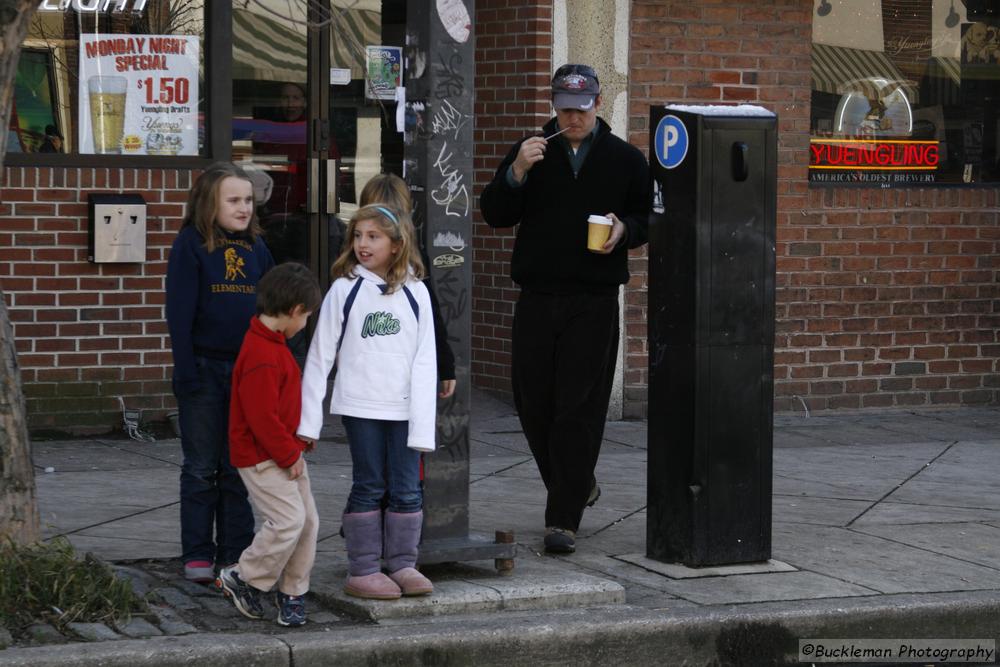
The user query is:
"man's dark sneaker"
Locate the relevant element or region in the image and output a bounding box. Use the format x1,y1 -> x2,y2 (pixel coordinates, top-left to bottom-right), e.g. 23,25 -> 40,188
544,527 -> 576,553
217,565 -> 265,620
586,480 -> 601,508
275,592 -> 307,627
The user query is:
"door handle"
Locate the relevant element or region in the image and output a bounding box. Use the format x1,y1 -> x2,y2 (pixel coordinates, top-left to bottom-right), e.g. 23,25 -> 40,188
308,158 -> 319,213
326,159 -> 338,215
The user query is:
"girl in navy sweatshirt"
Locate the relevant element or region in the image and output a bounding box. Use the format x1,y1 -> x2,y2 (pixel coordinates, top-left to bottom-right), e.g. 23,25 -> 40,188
166,162 -> 275,583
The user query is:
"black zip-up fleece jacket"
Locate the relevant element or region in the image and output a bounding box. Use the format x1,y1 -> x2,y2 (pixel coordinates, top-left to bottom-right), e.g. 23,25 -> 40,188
480,116 -> 650,293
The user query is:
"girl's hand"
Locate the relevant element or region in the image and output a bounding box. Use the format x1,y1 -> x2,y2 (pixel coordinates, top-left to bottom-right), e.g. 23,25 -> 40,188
439,379 -> 456,398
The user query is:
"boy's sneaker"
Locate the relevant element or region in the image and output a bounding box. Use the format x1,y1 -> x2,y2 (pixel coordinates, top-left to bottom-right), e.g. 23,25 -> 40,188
217,565 -> 265,620
275,592 -> 307,627
184,560 -> 215,583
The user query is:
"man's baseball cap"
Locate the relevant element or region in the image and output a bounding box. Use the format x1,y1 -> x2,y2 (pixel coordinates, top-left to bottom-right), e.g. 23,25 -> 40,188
551,64 -> 600,111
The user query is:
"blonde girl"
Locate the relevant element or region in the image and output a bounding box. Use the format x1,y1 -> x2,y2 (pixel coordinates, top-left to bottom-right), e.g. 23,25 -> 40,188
359,174 -> 456,398
298,205 -> 436,600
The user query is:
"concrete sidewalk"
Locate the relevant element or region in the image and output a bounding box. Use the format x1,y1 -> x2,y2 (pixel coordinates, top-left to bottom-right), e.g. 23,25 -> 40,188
5,389 -> 1000,665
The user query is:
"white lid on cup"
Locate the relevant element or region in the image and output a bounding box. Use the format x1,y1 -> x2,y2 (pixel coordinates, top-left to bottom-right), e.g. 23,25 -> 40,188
587,214 -> 612,225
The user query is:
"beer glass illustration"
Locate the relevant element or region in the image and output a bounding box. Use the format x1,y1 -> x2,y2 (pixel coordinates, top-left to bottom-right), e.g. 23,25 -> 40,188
88,76 -> 127,154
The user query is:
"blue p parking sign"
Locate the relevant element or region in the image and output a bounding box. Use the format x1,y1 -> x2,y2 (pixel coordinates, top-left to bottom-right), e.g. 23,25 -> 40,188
654,114 -> 688,169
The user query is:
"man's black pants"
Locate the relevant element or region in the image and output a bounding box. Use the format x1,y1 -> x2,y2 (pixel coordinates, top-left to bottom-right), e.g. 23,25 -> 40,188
511,289 -> 619,533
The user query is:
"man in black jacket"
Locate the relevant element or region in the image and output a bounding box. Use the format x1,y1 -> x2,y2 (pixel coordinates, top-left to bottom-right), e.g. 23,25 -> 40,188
480,64 -> 650,554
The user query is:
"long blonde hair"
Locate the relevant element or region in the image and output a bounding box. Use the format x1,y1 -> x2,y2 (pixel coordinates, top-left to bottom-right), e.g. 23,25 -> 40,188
182,162 -> 262,253
330,205 -> 425,293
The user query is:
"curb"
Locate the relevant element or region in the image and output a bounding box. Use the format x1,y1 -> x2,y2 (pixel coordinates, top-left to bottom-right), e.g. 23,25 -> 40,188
311,572 -> 626,621
2,592 -> 999,666
283,592 -> 1000,665
0,633 -> 289,667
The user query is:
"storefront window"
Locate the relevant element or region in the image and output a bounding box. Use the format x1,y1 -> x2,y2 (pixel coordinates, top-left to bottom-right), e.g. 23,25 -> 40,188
810,0 -> 1000,186
12,1 -> 205,157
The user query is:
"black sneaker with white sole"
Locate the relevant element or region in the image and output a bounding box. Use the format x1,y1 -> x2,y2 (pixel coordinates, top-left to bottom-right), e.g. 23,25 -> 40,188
275,592 -> 307,627
217,565 -> 265,620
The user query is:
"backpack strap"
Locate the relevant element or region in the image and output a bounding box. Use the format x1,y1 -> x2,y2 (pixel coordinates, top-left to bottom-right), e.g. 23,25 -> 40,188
336,278 -> 364,355
401,285 -> 420,321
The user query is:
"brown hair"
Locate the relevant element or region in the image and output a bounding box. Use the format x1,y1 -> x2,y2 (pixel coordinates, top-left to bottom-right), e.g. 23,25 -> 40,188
359,173 -> 412,213
256,262 -> 322,316
182,162 -> 263,253
329,205 -> 425,293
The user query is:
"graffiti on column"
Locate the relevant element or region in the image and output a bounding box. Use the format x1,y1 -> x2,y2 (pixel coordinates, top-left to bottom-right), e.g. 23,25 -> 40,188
431,99 -> 471,139
432,267 -> 467,340
425,38 -> 472,461
434,52 -> 465,100
431,143 -> 469,218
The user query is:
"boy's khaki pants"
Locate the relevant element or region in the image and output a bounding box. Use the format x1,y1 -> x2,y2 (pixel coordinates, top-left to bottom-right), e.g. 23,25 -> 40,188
237,458 -> 318,596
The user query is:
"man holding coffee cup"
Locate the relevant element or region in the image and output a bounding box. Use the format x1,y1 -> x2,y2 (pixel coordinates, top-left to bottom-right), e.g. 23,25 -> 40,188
480,63 -> 650,554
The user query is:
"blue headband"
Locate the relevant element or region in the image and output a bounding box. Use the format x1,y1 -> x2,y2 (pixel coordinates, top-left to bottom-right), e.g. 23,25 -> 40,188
374,206 -> 399,225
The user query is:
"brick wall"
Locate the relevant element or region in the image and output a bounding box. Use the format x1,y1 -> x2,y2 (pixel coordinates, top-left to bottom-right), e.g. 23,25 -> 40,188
0,166 -> 188,433
471,0 -> 553,398
628,0 -> 1000,412
779,188 -> 1000,410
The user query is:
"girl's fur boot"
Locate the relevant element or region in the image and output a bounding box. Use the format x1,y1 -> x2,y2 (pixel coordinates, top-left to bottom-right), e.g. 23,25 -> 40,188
342,511 -> 401,599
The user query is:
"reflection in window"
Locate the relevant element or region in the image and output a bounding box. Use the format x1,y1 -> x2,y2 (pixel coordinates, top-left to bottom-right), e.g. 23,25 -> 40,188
810,0 -> 1000,185
11,50 -> 61,153
21,1 -> 205,156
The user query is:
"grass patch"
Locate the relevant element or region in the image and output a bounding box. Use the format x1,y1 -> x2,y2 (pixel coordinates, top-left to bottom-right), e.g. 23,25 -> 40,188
0,538 -> 146,635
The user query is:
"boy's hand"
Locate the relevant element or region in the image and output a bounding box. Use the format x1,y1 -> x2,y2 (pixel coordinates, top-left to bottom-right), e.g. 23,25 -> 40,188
299,436 -> 316,452
439,379 -> 456,398
288,456 -> 305,480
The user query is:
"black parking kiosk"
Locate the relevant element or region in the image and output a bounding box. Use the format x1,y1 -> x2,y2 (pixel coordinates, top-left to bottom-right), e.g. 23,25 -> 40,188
646,105 -> 777,567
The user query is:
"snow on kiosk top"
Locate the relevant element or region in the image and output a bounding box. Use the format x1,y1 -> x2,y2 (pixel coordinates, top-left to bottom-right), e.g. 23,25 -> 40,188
664,104 -> 775,117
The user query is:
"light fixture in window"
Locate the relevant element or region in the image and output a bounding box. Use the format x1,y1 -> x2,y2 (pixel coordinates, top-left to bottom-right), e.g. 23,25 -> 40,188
817,0 -> 832,17
834,79 -> 913,138
945,0 -> 960,27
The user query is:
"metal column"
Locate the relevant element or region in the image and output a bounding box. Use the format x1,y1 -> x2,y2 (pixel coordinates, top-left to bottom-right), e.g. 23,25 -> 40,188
405,0 -> 515,568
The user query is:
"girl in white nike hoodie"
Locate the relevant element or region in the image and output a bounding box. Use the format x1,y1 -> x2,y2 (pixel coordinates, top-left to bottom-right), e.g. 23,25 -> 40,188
298,204 -> 436,600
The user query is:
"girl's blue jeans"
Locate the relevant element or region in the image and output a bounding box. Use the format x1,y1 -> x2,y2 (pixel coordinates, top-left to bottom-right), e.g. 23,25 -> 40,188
176,356 -> 255,565
342,416 -> 422,514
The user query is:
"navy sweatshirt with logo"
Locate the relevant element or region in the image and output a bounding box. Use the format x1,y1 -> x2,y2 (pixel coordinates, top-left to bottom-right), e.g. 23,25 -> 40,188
479,117 -> 650,294
166,225 -> 275,395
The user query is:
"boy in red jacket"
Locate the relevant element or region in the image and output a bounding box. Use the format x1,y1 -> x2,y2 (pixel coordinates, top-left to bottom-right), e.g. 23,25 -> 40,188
218,262 -> 321,626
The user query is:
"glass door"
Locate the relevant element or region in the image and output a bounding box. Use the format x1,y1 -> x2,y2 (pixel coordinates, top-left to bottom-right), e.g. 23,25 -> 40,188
231,0 -> 405,287
327,0 -> 406,226
231,0 -> 331,363
231,0 -> 327,269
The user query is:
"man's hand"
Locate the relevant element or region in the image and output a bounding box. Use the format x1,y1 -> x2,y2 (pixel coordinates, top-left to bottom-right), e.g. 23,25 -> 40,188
596,213 -> 626,254
288,456 -> 305,480
439,379 -> 456,398
511,136 -> 548,183
299,436 -> 316,452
